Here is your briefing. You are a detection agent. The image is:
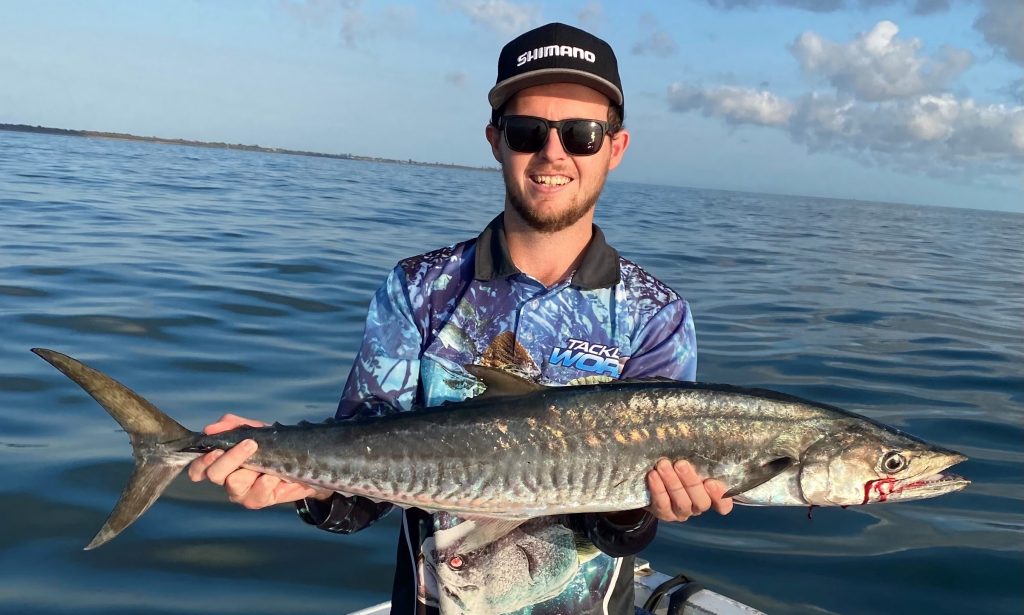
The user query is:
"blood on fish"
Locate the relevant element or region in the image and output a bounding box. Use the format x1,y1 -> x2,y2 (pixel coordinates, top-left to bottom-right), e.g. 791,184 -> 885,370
862,477 -> 901,504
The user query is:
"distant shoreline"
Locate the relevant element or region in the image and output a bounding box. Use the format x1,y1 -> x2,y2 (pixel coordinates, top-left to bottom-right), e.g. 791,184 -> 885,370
0,123 -> 496,173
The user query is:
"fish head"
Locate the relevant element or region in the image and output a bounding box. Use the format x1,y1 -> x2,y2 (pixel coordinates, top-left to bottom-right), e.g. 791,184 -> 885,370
421,519 -> 581,614
798,423 -> 969,506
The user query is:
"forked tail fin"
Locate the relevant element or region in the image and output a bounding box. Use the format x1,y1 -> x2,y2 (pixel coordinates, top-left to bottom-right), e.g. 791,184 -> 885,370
32,348 -> 197,549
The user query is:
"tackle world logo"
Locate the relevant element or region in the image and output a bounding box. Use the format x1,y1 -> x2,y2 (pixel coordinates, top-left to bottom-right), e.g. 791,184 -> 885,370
549,338 -> 627,378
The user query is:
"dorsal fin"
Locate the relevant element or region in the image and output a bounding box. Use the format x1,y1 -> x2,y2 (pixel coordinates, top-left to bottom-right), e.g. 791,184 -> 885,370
618,376 -> 678,384
464,364 -> 545,399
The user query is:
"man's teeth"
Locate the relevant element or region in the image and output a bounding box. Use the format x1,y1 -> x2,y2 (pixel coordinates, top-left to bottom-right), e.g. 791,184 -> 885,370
532,175 -> 571,186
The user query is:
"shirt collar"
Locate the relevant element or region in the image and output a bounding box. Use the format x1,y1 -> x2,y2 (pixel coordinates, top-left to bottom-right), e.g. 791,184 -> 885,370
474,214 -> 621,290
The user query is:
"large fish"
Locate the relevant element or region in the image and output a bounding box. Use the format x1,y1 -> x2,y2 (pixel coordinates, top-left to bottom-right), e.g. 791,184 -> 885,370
32,348 -> 969,550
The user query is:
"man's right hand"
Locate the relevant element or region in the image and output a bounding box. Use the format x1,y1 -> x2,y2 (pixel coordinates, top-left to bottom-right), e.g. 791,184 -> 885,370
186,413 -> 334,509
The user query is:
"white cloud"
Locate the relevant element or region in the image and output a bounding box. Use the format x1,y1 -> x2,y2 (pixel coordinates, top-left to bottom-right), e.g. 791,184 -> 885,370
444,0 -> 539,36
790,21 -> 973,101
669,83 -> 1024,176
791,93 -> 1024,167
975,0 -> 1024,67
668,83 -> 794,125
702,1 -> 1024,62
668,16 -> 1021,176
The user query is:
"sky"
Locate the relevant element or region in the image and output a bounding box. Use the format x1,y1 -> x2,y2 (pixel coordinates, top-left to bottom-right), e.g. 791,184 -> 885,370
1,0 -> 1022,212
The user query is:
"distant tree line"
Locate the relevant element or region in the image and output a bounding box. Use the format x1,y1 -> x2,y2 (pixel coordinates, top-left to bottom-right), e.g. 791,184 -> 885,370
0,123 -> 495,172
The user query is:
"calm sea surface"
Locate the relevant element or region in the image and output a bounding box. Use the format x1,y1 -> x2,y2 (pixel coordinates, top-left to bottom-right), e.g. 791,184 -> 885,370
1,130 -> 1021,614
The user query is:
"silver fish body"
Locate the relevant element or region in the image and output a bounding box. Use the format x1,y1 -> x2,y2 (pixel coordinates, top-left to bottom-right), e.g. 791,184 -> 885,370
32,349 -> 969,550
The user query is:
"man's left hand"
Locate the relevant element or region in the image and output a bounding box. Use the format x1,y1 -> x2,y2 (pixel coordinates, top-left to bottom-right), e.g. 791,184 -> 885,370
646,458 -> 733,522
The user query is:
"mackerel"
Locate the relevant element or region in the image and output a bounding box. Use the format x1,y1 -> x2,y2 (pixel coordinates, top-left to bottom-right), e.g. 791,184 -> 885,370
32,348 -> 969,550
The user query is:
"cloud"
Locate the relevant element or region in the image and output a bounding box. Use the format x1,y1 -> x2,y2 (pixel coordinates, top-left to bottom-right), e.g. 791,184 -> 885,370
701,0 -> 950,15
703,0 -> 845,11
338,2 -> 365,48
790,93 -> 1024,170
668,83 -> 1024,176
633,30 -> 678,58
790,21 -> 973,101
444,0 -> 540,36
279,0 -> 354,24
1005,79 -> 1024,105
633,15 -> 678,58
911,0 -> 952,15
667,19 -> 1022,177
445,71 -> 468,87
668,83 -> 794,125
278,0 -> 367,48
577,2 -> 602,28
975,0 -> 1024,67
701,0 -> 1024,63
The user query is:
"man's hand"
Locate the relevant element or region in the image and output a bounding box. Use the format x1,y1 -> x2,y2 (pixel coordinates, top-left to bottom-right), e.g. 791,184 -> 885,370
646,458 -> 733,522
186,413 -> 333,509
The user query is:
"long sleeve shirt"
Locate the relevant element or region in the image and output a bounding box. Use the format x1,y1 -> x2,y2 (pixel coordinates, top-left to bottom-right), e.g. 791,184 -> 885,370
298,215 -> 697,615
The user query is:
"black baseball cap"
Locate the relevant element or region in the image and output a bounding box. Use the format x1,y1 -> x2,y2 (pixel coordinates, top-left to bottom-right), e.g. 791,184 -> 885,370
489,23 -> 624,118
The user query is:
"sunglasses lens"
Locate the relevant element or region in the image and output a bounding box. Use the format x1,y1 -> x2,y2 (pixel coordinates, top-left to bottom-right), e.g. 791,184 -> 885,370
503,117 -> 548,153
501,117 -> 608,155
562,121 -> 604,155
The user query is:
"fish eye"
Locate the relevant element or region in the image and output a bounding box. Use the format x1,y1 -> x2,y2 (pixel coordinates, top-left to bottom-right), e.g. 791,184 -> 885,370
881,451 -> 907,474
448,555 -> 467,570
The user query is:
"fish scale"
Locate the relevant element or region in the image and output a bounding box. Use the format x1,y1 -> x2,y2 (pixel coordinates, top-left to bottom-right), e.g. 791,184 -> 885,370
31,348 -> 969,550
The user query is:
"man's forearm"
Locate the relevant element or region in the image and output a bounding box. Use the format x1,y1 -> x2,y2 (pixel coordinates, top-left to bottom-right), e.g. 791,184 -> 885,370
571,510 -> 658,557
296,493 -> 394,534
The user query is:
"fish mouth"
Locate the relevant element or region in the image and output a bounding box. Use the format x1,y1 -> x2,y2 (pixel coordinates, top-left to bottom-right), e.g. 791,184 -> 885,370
443,585 -> 477,610
863,453 -> 970,504
517,543 -> 537,581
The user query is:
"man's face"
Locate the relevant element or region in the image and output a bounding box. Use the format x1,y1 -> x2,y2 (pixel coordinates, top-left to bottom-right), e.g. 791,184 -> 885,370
486,83 -> 629,234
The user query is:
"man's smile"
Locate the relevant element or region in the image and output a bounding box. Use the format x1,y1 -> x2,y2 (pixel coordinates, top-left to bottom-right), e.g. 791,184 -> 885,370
530,174 -> 573,187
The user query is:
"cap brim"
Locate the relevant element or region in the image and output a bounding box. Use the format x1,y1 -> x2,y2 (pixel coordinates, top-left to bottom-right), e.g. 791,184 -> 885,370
488,68 -> 623,109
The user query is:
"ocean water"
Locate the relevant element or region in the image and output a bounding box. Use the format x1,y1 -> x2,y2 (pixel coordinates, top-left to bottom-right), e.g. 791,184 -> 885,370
0,130 -> 1021,614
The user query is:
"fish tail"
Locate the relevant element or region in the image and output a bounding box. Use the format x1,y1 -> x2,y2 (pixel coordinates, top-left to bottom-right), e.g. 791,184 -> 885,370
32,348 -> 197,550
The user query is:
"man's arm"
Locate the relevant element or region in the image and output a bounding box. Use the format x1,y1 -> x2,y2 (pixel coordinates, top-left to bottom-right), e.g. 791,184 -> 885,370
577,299 -> 732,555
295,265 -> 425,533
187,414 -> 332,507
624,298 -> 734,523
188,265 -> 424,531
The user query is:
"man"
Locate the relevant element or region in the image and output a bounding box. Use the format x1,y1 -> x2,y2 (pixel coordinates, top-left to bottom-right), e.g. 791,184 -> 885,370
189,22 -> 732,614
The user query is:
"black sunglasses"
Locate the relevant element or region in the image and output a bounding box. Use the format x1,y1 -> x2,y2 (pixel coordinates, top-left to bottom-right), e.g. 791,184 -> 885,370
498,115 -> 612,156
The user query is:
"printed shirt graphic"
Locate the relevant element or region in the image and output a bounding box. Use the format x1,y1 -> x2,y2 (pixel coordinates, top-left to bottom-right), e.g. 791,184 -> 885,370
338,219 -> 696,615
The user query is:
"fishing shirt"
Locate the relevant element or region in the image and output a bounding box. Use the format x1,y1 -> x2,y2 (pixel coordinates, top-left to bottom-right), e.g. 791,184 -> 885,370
298,214 -> 697,615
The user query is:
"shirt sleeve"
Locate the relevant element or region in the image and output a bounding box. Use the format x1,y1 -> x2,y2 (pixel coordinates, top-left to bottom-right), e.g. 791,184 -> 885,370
621,298 -> 697,382
337,265 -> 424,417
298,265 -> 425,534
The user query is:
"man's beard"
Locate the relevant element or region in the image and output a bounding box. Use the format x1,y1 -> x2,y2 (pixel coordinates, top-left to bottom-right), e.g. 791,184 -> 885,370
504,168 -> 606,234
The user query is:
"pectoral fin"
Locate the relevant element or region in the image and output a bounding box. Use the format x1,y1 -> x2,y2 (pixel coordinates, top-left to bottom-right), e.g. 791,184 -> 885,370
723,457 -> 797,498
